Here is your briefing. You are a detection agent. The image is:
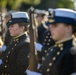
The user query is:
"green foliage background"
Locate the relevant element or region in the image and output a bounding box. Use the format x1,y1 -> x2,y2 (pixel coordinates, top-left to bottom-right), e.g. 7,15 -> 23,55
0,0 -> 74,10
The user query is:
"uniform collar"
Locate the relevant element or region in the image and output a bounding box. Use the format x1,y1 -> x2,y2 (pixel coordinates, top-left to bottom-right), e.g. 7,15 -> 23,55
55,37 -> 72,45
13,32 -> 28,42
55,37 -> 72,49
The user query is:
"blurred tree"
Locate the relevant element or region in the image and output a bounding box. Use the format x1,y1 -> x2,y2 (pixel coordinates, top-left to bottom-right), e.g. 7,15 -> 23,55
57,0 -> 74,9
35,0 -> 74,10
0,0 -> 74,10
0,0 -> 41,10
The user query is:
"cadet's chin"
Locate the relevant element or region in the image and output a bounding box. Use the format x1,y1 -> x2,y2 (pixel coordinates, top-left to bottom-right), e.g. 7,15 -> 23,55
10,33 -> 15,37
52,36 -> 58,41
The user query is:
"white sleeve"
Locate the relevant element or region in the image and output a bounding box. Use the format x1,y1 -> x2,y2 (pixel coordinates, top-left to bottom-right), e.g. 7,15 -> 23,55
0,59 -> 2,65
70,72 -> 76,75
35,43 -> 43,52
0,45 -> 7,52
26,70 -> 42,75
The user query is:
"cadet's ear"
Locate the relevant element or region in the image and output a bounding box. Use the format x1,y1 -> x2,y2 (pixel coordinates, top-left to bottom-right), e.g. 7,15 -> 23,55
67,25 -> 72,33
20,26 -> 25,31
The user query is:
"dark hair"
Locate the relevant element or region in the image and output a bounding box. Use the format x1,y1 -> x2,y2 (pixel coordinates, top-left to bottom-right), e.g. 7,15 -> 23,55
65,24 -> 76,34
72,25 -> 76,35
18,22 -> 29,31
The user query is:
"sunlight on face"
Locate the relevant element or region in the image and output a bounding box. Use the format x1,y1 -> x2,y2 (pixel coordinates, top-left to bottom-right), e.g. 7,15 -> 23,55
9,23 -> 23,37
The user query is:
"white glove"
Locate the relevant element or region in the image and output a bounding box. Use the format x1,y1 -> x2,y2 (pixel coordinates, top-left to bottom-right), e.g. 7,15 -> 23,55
26,70 -> 41,75
37,63 -> 41,69
0,45 -> 7,52
71,73 -> 76,75
0,59 -> 2,65
35,43 -> 43,52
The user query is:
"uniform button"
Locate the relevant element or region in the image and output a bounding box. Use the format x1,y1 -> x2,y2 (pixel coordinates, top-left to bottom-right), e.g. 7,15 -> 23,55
46,68 -> 50,72
6,56 -> 8,58
49,63 -> 52,66
50,49 -> 53,51
57,51 -> 60,55
46,36 -> 48,38
5,65 -> 7,68
48,39 -> 50,42
42,57 -> 45,61
15,44 -> 17,46
60,47 -> 63,51
52,57 -> 56,61
27,55 -> 30,58
8,74 -> 10,75
5,74 -> 7,75
58,44 -> 61,47
8,51 -> 10,54
44,50 -> 47,53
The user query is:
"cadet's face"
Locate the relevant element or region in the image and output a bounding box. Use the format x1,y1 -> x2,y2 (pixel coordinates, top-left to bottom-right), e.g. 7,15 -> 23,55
9,23 -> 23,37
49,23 -> 70,41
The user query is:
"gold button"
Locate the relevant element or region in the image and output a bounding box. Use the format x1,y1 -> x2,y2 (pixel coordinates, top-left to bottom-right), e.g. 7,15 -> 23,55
6,56 -> 8,58
46,36 -> 48,38
45,50 -> 47,53
47,68 -> 50,72
15,44 -> 17,46
57,51 -> 60,55
8,52 -> 10,54
58,44 -> 61,47
52,57 -> 56,61
60,47 -> 63,50
5,74 -> 7,75
49,63 -> 52,66
5,65 -> 7,68
42,57 -> 45,61
16,39 -> 19,41
9,20 -> 12,22
8,74 -> 10,75
48,39 -> 50,42
50,49 -> 53,51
